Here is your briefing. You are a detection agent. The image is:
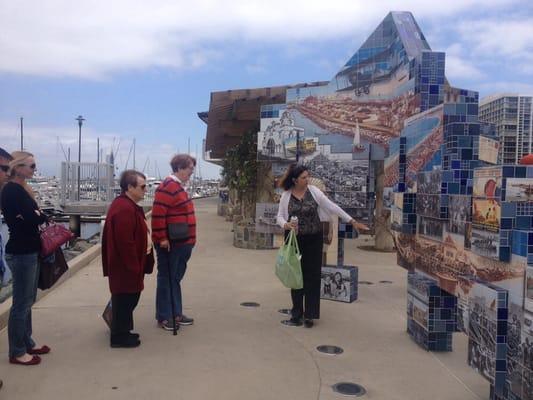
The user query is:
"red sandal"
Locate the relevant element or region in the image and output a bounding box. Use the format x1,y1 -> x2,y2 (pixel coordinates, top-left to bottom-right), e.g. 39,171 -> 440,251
28,345 -> 51,355
9,355 -> 41,365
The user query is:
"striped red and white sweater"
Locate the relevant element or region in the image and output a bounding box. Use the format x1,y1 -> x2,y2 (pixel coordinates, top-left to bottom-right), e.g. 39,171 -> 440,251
151,177 -> 196,246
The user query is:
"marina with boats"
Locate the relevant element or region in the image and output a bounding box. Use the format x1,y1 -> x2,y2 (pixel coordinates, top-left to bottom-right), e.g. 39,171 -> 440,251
0,164 -> 219,302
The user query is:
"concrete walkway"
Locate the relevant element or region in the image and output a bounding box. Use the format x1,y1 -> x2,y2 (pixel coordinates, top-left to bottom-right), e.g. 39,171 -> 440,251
0,198 -> 489,400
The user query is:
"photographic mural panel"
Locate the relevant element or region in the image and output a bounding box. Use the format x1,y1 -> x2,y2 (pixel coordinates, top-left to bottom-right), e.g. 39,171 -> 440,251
472,199 -> 501,231
402,106 -> 444,190
255,203 -> 283,235
448,195 -> 471,236
478,136 -> 499,165
417,170 -> 442,194
506,179 -> 533,202
473,167 -> 502,199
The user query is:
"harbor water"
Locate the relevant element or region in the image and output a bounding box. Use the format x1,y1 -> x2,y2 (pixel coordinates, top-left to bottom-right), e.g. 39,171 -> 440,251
0,221 -> 101,303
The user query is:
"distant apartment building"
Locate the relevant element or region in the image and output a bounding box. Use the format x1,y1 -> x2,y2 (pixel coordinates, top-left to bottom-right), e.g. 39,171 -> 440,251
479,94 -> 533,164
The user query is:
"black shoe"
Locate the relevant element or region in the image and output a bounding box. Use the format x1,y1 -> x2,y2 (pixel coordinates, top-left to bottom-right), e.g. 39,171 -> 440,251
176,315 -> 194,326
158,320 -> 180,331
110,336 -> 141,348
304,319 -> 314,328
129,332 -> 140,339
282,317 -> 303,327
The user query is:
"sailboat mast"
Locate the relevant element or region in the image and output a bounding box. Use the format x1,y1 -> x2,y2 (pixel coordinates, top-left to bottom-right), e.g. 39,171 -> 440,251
20,117 -> 24,150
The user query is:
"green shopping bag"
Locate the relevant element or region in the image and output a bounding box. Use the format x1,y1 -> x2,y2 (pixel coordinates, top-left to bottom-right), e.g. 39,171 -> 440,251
275,229 -> 303,289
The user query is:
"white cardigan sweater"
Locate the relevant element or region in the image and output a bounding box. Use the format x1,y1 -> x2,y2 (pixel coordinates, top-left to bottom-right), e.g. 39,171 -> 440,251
276,185 -> 353,228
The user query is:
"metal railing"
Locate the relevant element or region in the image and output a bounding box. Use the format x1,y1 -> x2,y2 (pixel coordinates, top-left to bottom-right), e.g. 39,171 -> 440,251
60,162 -> 115,205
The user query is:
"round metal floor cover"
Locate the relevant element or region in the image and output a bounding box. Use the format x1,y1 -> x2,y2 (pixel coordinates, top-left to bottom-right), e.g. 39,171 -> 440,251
332,382 -> 366,397
278,308 -> 291,315
316,345 -> 344,355
359,281 -> 374,285
379,280 -> 393,284
240,302 -> 260,307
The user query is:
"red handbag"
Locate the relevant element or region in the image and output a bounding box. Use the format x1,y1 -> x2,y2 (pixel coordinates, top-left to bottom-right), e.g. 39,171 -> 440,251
40,223 -> 75,257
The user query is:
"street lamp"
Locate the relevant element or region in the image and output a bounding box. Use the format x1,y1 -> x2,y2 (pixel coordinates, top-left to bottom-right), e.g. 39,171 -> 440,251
76,115 -> 85,200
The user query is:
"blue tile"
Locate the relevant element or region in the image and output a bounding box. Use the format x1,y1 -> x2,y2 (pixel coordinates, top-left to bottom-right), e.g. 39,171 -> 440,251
499,247 -> 510,261
503,166 -> 514,177
501,218 -> 513,230
501,202 -> 516,217
516,167 -> 526,178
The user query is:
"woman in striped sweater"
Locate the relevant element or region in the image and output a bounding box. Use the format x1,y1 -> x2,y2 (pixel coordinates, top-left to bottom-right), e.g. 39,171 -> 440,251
152,154 -> 197,331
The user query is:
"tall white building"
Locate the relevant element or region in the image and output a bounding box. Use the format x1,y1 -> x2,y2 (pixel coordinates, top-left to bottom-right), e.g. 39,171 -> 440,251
479,94 -> 533,164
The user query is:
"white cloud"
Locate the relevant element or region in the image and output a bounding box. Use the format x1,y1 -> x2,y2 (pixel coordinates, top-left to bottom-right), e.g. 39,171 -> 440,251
443,44 -> 486,81
244,55 -> 268,75
0,121 -> 221,179
446,56 -> 486,81
457,18 -> 533,57
0,0 -> 523,79
476,81 -> 533,97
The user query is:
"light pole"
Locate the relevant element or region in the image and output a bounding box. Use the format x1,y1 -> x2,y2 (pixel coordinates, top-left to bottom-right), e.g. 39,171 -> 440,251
76,115 -> 85,200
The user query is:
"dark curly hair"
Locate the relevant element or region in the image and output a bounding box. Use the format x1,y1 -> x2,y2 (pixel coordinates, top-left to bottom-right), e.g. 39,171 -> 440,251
278,163 -> 308,191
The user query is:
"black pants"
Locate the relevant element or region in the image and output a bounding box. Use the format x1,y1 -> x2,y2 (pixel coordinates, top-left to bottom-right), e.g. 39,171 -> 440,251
111,293 -> 141,340
291,233 -> 323,320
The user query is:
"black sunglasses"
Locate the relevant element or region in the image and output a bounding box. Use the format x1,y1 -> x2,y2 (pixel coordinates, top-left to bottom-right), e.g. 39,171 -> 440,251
130,184 -> 147,190
19,163 -> 36,169
0,165 -> 9,172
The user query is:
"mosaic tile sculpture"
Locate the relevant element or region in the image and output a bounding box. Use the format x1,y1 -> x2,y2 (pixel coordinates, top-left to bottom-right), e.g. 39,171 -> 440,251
248,11 -> 533,398
407,270 -> 456,351
320,221 -> 359,304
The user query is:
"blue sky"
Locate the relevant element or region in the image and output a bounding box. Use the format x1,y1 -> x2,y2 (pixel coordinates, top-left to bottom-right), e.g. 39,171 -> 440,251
0,0 -> 532,179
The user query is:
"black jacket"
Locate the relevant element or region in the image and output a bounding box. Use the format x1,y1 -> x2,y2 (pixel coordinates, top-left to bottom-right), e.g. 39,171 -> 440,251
1,182 -> 47,254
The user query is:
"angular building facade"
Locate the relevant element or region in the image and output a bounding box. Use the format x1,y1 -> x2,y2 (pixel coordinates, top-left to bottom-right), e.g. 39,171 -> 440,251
480,94 -> 533,164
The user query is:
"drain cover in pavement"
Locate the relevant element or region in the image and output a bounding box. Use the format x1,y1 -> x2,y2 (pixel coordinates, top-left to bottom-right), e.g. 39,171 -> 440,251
359,281 -> 374,285
317,345 -> 344,355
278,308 -> 291,315
379,280 -> 393,284
240,302 -> 260,307
332,382 -> 366,396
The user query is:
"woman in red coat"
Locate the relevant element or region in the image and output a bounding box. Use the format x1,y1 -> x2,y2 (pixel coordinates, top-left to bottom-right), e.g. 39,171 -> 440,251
102,170 -> 153,348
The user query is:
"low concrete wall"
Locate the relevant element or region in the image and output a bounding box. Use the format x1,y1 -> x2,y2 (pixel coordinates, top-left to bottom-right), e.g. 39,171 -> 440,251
0,211 -> 155,331
0,244 -> 102,331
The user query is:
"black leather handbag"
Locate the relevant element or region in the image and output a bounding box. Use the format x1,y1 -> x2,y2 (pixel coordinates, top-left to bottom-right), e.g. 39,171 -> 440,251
167,223 -> 189,241
102,299 -> 112,329
38,248 -> 68,290
144,248 -> 154,274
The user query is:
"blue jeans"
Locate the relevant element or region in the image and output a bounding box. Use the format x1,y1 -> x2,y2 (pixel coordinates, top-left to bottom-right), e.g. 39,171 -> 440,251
155,244 -> 193,322
5,253 -> 39,358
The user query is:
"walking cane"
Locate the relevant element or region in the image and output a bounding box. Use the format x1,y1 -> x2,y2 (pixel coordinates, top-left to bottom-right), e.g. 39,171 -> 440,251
166,246 -> 178,336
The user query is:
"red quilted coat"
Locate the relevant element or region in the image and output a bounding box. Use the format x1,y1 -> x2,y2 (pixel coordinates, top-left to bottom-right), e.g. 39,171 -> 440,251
102,194 -> 150,294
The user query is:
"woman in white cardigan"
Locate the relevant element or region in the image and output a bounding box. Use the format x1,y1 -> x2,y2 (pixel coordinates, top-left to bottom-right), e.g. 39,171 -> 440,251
276,164 -> 367,328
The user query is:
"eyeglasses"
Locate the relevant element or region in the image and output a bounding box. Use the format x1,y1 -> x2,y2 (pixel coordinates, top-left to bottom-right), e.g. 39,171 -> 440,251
19,163 -> 36,169
0,165 -> 9,172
